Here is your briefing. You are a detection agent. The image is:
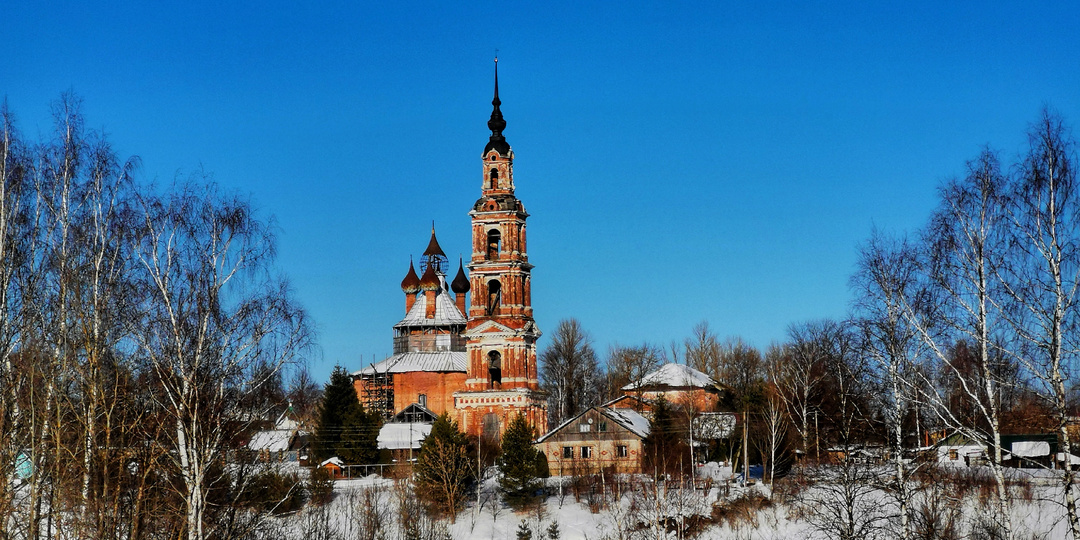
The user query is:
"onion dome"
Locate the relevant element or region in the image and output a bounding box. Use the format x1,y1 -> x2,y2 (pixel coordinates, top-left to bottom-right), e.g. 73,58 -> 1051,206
451,259 -> 470,294
400,259 -> 420,293
418,262 -> 440,291
423,228 -> 446,259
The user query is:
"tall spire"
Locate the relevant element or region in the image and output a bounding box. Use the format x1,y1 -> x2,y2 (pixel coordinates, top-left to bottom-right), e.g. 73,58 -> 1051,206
484,57 -> 510,156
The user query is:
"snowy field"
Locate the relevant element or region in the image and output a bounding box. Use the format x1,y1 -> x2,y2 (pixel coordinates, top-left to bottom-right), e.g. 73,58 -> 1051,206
275,463 -> 1075,539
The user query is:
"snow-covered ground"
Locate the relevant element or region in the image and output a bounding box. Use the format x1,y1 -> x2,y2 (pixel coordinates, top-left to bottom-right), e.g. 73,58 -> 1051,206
277,463 -> 1075,539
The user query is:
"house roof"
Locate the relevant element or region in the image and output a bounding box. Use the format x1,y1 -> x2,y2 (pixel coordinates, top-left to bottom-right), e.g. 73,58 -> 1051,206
320,457 -> 344,468
622,363 -> 716,391
536,406 -> 652,443
353,351 -> 467,376
248,429 -> 293,453
378,423 -> 433,451
604,408 -> 651,438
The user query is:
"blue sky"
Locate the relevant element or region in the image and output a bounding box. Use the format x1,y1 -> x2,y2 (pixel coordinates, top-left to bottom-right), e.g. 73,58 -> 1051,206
5,2 -> 1080,383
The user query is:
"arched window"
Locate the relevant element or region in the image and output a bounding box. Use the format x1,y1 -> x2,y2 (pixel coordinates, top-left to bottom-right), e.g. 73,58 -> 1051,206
488,350 -> 502,389
486,229 -> 501,260
482,413 -> 500,445
486,279 -> 501,315
489,168 -> 499,189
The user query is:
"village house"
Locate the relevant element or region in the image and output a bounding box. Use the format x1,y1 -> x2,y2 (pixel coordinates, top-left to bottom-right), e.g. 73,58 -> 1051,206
536,406 -> 651,476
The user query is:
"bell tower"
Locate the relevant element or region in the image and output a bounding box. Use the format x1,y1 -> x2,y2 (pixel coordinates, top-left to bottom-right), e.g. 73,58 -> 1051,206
455,59 -> 547,441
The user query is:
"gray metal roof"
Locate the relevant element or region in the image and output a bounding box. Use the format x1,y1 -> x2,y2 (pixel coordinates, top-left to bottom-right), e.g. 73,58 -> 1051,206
353,351 -> 467,376
394,280 -> 467,328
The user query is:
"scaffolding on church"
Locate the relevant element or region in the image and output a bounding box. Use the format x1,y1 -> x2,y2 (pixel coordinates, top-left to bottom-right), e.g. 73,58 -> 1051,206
361,365 -> 394,420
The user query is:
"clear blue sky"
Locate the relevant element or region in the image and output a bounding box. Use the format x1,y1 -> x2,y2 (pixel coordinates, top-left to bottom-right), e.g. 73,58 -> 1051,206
5,2 -> 1080,383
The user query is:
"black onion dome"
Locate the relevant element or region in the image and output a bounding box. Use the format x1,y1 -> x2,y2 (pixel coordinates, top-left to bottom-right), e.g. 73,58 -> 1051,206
418,263 -> 440,291
401,260 -> 421,293
483,58 -> 511,157
451,259 -> 470,294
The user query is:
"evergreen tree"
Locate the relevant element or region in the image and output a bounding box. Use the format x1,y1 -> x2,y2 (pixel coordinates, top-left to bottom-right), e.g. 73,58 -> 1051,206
641,395 -> 691,476
516,520 -> 533,540
498,413 -> 548,509
313,365 -> 362,462
338,402 -> 382,464
414,413 -> 474,521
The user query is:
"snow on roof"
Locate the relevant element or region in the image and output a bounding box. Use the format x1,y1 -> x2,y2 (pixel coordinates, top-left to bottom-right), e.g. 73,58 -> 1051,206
353,351 -> 467,376
275,410 -> 299,431
603,408 -> 651,438
536,406 -> 653,443
394,285 -> 467,328
1012,440 -> 1051,458
622,363 -> 716,391
1058,452 -> 1080,466
320,457 -> 344,468
378,422 -> 433,450
248,430 -> 292,453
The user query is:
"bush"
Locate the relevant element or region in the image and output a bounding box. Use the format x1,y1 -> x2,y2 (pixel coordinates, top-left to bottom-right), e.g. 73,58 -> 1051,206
308,466 -> 334,506
238,469 -> 306,515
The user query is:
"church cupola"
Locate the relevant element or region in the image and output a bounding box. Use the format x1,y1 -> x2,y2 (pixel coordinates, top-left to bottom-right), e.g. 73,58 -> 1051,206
401,258 -> 421,312
419,262 -> 440,319
451,258 -> 470,315
421,226 -> 449,274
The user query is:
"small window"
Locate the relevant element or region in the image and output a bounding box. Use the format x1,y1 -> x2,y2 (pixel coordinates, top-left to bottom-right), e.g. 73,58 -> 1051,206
581,446 -> 592,459
599,421 -> 608,432
579,423 -> 592,433
490,155 -> 497,161
562,447 -> 573,459
617,445 -> 628,458
949,449 -> 958,461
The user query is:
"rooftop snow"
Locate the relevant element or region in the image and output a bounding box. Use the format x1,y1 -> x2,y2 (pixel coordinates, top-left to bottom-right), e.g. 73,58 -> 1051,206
248,430 -> 292,453
394,282 -> 467,328
622,363 -> 716,390
604,408 -> 651,438
378,423 -> 433,450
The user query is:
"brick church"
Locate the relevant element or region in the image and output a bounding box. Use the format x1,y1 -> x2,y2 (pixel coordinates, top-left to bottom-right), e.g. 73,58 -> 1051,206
353,61 -> 547,441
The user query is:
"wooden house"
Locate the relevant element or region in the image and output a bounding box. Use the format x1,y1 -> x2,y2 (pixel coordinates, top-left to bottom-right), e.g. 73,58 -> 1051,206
536,406 -> 651,476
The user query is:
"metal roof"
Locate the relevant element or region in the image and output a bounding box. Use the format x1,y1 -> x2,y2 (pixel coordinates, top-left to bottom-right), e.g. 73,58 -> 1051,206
353,351 -> 467,376
394,279 -> 467,328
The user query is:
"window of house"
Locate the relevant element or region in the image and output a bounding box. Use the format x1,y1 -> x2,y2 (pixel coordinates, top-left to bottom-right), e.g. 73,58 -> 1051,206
562,447 -> 573,459
580,446 -> 592,459
617,445 -> 628,458
949,449 -> 958,460
599,421 -> 607,432
579,423 -> 592,433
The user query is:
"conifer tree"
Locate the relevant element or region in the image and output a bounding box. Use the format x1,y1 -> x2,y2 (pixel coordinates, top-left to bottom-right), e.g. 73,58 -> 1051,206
498,413 -> 548,509
414,413 -> 473,521
313,366 -> 361,462
641,395 -> 691,476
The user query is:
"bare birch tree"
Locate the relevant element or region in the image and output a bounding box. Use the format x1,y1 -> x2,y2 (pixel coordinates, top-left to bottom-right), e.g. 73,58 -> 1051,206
853,230 -> 926,540
1001,110 -> 1080,538
132,178 -> 309,540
